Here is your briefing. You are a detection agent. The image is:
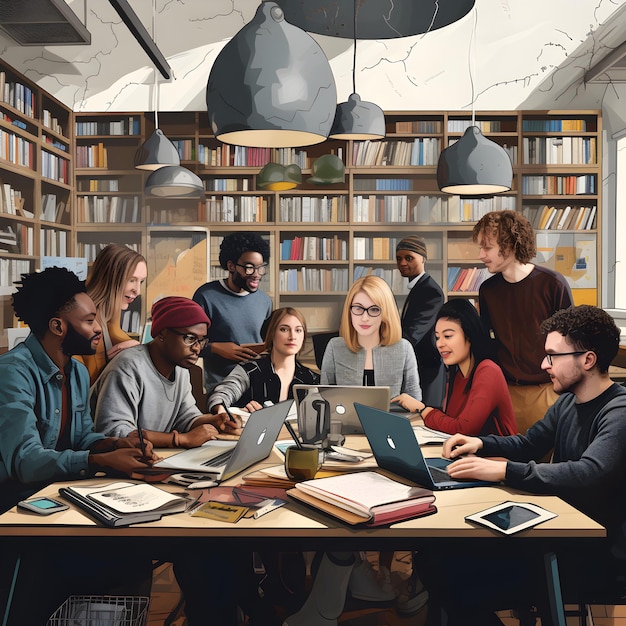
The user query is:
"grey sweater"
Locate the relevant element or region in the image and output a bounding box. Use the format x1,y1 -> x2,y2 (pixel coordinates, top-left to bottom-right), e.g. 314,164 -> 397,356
320,337 -> 421,400
91,344 -> 201,437
480,383 -> 626,549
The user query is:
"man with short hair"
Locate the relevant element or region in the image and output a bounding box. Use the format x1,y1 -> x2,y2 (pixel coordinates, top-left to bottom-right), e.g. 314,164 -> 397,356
422,305 -> 626,624
473,210 -> 573,432
92,296 -> 239,445
193,232 -> 272,393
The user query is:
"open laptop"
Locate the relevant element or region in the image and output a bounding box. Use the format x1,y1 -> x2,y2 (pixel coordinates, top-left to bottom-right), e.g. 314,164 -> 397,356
354,403 -> 490,490
293,385 -> 390,435
154,400 -> 292,482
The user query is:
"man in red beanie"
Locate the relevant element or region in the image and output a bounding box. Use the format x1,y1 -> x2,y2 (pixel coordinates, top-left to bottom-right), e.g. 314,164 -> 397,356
91,296 -> 240,446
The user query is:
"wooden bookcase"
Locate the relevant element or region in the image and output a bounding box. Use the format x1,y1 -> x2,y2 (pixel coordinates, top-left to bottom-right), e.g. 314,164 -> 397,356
70,108 -> 602,335
0,59 -> 73,343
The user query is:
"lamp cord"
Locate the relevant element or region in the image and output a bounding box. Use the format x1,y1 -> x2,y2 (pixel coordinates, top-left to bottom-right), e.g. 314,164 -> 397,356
352,0 -> 357,94
152,0 -> 159,129
469,6 -> 477,126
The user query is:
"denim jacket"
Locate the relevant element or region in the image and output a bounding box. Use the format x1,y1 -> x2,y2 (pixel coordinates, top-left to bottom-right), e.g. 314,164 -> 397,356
0,333 -> 103,485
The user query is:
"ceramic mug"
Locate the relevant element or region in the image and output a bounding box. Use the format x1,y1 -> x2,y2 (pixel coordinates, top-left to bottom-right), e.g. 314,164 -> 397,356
284,444 -> 322,481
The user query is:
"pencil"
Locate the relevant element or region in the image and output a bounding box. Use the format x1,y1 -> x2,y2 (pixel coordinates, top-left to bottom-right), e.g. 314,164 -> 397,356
223,405 -> 237,425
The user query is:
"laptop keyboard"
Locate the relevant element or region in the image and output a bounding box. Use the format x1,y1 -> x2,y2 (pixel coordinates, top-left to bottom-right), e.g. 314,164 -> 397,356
201,450 -> 233,468
428,465 -> 451,483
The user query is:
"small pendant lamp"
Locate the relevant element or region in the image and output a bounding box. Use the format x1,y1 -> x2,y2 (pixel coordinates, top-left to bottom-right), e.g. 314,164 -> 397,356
145,165 -> 203,198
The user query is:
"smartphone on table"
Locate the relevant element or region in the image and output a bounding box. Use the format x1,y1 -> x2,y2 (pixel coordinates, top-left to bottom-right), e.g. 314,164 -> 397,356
17,496 -> 69,515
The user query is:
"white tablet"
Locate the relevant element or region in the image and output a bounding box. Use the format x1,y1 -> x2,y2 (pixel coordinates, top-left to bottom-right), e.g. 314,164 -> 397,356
465,501 -> 557,535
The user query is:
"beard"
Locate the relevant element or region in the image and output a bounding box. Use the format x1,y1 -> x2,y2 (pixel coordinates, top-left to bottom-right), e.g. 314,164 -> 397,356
231,270 -> 258,293
61,323 -> 98,356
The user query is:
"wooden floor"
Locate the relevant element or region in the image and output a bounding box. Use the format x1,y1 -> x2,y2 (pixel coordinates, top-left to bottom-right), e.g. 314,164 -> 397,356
147,553 -> 626,626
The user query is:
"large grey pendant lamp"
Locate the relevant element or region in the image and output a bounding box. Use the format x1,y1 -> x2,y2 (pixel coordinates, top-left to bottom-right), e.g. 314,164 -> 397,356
206,2 -> 337,148
329,0 -> 385,141
437,7 -> 512,196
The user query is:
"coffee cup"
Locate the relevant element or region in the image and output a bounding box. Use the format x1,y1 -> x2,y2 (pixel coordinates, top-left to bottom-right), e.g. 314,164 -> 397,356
284,444 -> 321,481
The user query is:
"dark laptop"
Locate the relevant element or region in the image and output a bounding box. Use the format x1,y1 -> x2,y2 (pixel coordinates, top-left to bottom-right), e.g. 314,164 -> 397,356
354,403 -> 490,490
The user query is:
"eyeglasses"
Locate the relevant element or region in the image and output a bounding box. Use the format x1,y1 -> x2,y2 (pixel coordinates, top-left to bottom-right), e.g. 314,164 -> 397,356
236,263 -> 268,276
168,329 -> 209,349
544,351 -> 588,366
350,304 -> 382,317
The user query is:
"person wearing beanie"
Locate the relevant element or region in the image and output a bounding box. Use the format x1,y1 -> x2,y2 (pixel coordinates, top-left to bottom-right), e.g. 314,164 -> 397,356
395,235 -> 446,408
92,296 -> 240,447
193,232 -> 273,395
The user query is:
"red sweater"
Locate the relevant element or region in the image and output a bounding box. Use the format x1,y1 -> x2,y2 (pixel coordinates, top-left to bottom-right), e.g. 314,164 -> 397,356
423,360 -> 517,436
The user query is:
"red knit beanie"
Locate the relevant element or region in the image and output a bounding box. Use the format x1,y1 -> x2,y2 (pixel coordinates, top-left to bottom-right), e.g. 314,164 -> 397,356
150,296 -> 211,338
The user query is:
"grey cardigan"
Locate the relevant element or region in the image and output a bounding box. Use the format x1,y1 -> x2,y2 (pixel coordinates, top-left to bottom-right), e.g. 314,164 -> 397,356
320,337 -> 422,400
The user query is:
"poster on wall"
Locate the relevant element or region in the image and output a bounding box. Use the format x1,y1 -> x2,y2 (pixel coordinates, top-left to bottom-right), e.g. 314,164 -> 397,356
535,233 -> 596,290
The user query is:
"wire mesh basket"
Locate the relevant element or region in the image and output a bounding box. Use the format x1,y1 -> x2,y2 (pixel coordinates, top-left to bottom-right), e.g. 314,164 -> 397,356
47,595 -> 149,626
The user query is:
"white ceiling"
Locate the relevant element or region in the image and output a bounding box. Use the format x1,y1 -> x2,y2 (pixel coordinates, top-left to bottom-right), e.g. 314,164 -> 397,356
1,0 -> 626,127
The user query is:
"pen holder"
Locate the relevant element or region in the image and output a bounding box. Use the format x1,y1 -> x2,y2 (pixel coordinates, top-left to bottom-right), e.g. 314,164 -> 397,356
285,444 -> 322,481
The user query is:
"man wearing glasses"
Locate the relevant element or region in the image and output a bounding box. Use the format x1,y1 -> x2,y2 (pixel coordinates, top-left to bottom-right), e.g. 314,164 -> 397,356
193,232 -> 272,394
419,305 -> 626,624
92,296 -> 239,446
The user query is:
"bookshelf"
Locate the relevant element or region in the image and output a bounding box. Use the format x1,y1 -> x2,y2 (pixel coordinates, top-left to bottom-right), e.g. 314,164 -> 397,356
69,108 -> 602,335
0,59 -> 74,345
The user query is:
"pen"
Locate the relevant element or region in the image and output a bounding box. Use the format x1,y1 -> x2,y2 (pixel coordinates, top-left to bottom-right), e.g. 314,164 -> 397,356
136,416 -> 147,457
223,405 -> 237,425
284,419 -> 303,449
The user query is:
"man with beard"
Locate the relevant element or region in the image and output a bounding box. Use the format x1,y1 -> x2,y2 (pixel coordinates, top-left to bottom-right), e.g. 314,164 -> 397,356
395,235 -> 445,407
418,305 -> 626,625
92,296 -> 239,444
193,232 -> 272,394
0,267 -> 156,624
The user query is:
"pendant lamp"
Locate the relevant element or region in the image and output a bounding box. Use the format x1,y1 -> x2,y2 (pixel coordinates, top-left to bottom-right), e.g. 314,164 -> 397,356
145,165 -> 203,198
257,163 -> 302,191
329,0 -> 385,141
206,2 -> 337,148
436,8 -> 512,196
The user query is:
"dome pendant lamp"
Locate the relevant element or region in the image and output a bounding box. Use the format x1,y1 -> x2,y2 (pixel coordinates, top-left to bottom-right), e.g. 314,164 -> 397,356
145,165 -> 203,198
329,0 -> 385,141
436,8 -> 512,196
206,2 -> 337,148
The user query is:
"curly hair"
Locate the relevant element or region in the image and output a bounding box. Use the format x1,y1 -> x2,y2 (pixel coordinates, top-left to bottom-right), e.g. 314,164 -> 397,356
86,244 -> 146,325
12,267 -> 86,339
540,305 -> 620,374
339,275 -> 402,352
472,210 -> 536,263
262,307 -> 308,356
218,233 -> 270,269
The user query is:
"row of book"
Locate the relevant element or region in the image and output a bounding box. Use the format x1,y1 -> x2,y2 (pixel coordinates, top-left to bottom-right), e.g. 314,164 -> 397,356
0,72 -> 36,119
351,138 -> 440,167
353,194 -> 411,223
76,195 -> 141,223
0,128 -> 34,169
353,178 -> 413,191
78,242 -> 140,263
76,143 -> 108,168
205,195 -> 268,223
42,109 -> 65,136
196,143 -> 309,168
279,267 -> 349,292
40,194 -> 70,224
278,196 -> 348,223
353,236 -> 406,261
353,265 -> 409,294
204,178 -> 250,191
280,236 -> 348,261
447,266 -> 491,293
0,258 -> 31,290
0,224 -> 27,254
448,120 -> 503,132
40,227 -> 68,258
448,195 -> 517,223
41,149 -> 69,184
523,204 -> 597,231
78,178 -> 120,192
395,120 -> 442,134
522,119 -> 587,132
522,137 -> 596,165
43,135 -> 67,152
75,117 -> 141,136
521,174 -> 596,195
0,181 -> 29,217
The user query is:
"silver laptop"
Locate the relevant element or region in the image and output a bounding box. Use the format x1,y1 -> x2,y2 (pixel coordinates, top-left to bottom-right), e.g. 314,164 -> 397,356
354,403 -> 490,490
293,384 -> 390,435
154,400 -> 292,482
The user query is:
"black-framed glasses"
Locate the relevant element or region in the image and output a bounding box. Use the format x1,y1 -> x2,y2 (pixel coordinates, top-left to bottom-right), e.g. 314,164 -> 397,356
236,262 -> 268,276
544,351 -> 588,366
168,329 -> 209,349
350,304 -> 382,317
